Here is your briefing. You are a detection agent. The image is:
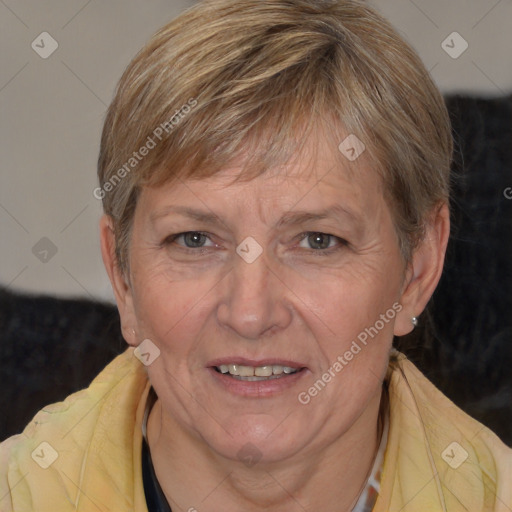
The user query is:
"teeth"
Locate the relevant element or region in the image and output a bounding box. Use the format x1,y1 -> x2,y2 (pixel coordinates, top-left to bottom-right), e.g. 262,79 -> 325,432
272,365 -> 284,375
254,366 -> 272,377
217,364 -> 298,378
237,365 -> 255,377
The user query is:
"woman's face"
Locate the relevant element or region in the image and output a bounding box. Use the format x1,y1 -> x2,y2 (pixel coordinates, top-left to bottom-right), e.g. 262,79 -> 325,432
118,138 -> 412,464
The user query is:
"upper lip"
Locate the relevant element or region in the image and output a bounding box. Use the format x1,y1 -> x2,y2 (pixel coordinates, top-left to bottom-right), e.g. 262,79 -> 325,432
207,357 -> 306,369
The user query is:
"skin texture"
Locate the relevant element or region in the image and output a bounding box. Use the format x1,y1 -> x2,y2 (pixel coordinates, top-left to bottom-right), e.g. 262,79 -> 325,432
101,136 -> 449,512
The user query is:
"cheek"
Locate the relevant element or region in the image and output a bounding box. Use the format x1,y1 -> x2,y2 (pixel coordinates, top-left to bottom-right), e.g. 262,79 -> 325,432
281,260 -> 401,398
130,267 -> 217,352
295,270 -> 397,408
286,258 -> 401,336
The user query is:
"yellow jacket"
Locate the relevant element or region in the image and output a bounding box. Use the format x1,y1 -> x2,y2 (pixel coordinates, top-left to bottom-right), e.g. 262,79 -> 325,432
1,348 -> 511,511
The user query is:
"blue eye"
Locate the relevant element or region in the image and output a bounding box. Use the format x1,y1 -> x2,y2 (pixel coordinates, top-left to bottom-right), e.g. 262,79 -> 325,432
299,232 -> 338,250
172,232 -> 214,248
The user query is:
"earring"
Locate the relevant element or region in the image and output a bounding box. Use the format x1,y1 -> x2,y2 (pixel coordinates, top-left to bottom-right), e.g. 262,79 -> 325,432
411,317 -> 419,328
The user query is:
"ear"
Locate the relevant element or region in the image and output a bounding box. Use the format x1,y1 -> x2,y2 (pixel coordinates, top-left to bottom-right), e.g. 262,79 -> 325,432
99,215 -> 139,347
394,203 -> 450,336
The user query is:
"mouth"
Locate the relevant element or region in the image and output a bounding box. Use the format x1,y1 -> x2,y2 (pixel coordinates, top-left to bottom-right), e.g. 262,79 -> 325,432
214,364 -> 303,381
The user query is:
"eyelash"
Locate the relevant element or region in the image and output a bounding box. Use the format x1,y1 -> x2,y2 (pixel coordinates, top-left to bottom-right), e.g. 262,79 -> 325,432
162,231 -> 347,255
163,232 -> 214,251
295,232 -> 347,255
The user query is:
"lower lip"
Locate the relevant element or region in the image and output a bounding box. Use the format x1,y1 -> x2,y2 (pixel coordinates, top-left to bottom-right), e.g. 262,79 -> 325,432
208,367 -> 308,397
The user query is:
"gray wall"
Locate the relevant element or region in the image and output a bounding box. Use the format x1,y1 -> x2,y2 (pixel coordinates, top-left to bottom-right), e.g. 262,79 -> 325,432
1,0 -> 511,302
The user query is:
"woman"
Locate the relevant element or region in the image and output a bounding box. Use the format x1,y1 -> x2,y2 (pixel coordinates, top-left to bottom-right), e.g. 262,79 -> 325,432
1,0 -> 511,510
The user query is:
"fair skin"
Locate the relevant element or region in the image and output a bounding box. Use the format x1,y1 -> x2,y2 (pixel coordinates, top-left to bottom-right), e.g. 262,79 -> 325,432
101,136 -> 449,512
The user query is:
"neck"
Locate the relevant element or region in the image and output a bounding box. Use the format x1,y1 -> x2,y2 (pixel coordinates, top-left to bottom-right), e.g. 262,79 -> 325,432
146,387 -> 385,512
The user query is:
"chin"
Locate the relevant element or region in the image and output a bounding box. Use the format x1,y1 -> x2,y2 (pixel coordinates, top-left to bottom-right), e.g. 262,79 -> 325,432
206,415 -> 306,465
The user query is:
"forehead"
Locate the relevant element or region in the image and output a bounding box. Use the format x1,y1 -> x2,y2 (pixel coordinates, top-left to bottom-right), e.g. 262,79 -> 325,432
139,131 -> 385,226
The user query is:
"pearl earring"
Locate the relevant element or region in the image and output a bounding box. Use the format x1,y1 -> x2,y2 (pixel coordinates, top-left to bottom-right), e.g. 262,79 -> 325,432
411,317 -> 419,327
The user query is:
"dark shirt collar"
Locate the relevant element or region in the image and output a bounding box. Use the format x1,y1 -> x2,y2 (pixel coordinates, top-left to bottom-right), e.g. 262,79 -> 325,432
142,434 -> 172,512
142,387 -> 172,512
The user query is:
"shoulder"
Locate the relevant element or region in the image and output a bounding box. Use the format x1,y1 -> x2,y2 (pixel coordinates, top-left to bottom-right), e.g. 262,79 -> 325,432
394,354 -> 511,459
379,353 -> 512,511
0,348 -> 149,512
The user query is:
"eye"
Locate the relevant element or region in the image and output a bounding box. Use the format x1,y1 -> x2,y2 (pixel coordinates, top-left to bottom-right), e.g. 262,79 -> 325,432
171,232 -> 214,248
298,232 -> 342,250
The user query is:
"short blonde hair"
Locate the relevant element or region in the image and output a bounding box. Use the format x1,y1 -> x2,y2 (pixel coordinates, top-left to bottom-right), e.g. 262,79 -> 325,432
97,0 -> 452,271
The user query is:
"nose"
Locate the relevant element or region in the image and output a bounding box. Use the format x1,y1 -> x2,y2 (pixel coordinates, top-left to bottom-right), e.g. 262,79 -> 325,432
216,253 -> 292,340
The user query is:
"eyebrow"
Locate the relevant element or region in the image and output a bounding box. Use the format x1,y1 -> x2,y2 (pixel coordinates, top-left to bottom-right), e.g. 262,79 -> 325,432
149,204 -> 361,229
149,206 -> 221,226
276,204 -> 360,228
